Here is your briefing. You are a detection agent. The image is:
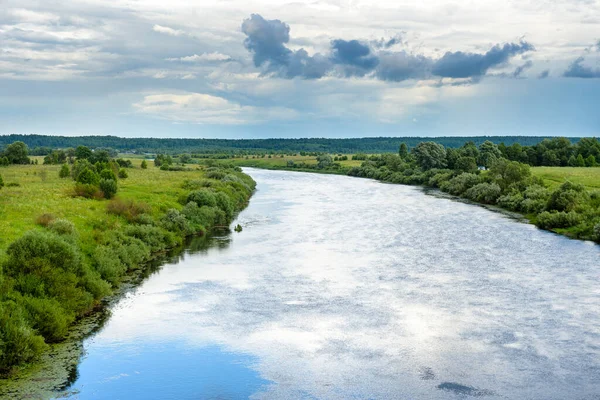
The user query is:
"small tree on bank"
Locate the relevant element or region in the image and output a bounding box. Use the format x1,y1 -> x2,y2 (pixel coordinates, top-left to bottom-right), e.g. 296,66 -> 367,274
59,164 -> 70,178
141,160 -> 148,169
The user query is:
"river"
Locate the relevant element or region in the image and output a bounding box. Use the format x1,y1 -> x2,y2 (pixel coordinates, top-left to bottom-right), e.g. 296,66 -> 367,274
58,168 -> 600,399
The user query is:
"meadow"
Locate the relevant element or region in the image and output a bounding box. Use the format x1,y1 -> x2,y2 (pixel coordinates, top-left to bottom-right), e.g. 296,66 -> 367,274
0,156 -> 256,375
531,166 -> 600,190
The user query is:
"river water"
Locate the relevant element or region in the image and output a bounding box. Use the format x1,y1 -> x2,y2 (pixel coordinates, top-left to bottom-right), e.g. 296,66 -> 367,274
60,168 -> 600,399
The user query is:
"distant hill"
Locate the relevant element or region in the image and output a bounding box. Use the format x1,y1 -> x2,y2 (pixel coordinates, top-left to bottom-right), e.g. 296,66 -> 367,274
0,134 -> 583,154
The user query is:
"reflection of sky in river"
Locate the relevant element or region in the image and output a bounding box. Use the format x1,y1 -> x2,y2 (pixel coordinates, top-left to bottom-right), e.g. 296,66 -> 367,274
65,168 -> 600,399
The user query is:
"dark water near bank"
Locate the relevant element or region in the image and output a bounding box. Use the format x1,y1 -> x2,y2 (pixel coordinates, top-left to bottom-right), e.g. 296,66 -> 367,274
60,168 -> 599,399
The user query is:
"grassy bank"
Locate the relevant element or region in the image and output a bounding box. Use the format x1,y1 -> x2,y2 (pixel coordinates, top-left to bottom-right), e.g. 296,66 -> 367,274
0,158 -> 255,375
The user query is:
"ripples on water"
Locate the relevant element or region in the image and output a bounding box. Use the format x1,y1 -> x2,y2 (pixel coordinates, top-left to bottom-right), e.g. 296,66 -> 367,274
61,168 -> 600,399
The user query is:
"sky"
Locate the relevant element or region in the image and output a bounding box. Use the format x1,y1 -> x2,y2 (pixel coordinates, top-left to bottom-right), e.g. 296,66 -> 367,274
0,0 -> 599,138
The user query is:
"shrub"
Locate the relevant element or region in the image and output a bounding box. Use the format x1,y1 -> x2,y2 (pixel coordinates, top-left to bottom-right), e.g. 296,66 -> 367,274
215,192 -> 235,219
99,169 -> 117,181
440,173 -> 481,195
536,211 -> 583,229
464,182 -> 502,204
546,181 -> 589,212
497,191 -> 523,211
36,213 -> 56,227
118,168 -> 128,179
0,301 -> 47,372
6,182 -> 20,187
206,170 -> 226,180
141,160 -> 148,169
99,178 -> 118,199
187,189 -> 217,207
59,164 -> 70,178
74,183 -> 102,199
106,199 -> 151,222
76,167 -> 100,185
48,219 -> 76,235
0,174 -> 3,189
21,296 -> 73,342
160,209 -> 192,234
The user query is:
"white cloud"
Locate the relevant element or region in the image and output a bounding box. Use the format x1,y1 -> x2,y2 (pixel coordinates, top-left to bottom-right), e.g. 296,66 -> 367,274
133,92 -> 298,124
166,52 -> 231,62
152,24 -> 184,36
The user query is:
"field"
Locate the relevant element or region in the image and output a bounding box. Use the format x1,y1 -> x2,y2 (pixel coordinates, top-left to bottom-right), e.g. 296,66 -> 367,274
531,167 -> 600,190
223,155 -> 362,170
0,158 -> 206,261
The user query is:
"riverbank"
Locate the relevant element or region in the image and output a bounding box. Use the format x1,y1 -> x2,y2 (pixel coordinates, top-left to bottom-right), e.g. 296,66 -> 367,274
0,160 -> 256,378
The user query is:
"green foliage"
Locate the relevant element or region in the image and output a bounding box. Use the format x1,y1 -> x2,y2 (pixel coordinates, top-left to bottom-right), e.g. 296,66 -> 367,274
399,143 -> 409,158
48,219 -> 76,235
59,164 -> 70,178
160,209 -> 192,234
477,140 -> 502,168
456,156 -> 478,173
536,211 -> 583,229
187,189 -> 217,208
75,146 -> 93,160
0,301 -> 47,372
489,158 -> 531,190
0,174 -> 3,189
118,169 -> 128,179
440,173 -> 481,195
413,142 -> 447,170
141,159 -> 148,169
546,181 -> 589,212
76,167 -> 100,186
74,183 -> 102,199
463,182 -> 502,204
317,154 -> 333,169
99,178 -> 118,199
2,141 -> 30,164
100,169 -> 117,181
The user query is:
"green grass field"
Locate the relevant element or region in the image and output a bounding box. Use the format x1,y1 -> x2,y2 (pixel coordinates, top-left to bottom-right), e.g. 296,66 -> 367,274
531,167 -> 600,190
0,158 -> 207,261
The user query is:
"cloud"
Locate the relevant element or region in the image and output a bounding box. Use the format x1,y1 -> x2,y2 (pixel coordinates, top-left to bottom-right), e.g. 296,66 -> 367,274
152,24 -> 184,36
133,92 -> 298,124
374,51 -> 431,82
512,60 -> 533,78
167,52 -> 232,62
538,69 -> 550,79
563,56 -> 600,78
330,39 -> 379,75
241,14 -> 534,83
431,41 -> 534,78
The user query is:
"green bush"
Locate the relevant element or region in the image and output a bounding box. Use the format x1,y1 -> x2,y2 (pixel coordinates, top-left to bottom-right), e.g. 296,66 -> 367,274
76,167 -> 100,185
59,164 -> 70,178
160,209 -> 192,234
497,191 -> 524,211
215,192 -> 235,219
536,211 -> 583,229
100,169 -> 117,181
546,181 -> 589,212
141,160 -> 148,169
48,219 -> 76,235
187,189 -> 217,207
118,169 -> 128,179
464,182 -> 502,204
0,301 -> 47,372
21,296 -> 73,342
106,198 -> 151,222
99,178 -> 118,199
74,183 -> 102,199
440,173 -> 481,195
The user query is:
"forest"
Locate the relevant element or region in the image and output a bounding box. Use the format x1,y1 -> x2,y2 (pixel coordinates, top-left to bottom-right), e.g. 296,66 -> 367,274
0,134 -> 566,155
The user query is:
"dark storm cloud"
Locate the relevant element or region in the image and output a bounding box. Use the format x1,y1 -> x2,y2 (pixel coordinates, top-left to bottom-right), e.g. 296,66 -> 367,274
241,13 -> 331,78
374,51 -> 431,81
431,41 -> 534,78
331,39 -> 379,69
563,56 -> 600,78
241,14 -> 534,83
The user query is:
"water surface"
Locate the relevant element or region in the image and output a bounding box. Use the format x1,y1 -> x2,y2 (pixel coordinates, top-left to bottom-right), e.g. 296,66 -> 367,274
62,168 -> 600,399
